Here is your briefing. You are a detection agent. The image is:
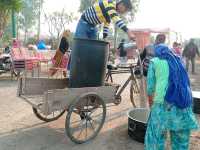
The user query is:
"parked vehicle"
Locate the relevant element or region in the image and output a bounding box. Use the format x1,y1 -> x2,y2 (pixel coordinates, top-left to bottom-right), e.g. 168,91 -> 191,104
0,53 -> 12,75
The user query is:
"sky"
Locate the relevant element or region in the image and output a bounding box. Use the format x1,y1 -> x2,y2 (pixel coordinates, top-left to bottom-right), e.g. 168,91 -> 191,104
41,0 -> 200,40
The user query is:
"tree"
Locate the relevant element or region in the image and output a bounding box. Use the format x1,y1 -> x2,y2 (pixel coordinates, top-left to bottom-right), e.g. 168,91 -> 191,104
44,9 -> 77,48
18,0 -> 43,43
0,0 -> 22,37
37,0 -> 44,41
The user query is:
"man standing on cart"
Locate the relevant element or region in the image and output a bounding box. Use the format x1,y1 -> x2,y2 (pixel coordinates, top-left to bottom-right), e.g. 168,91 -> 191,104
75,0 -> 135,40
52,0 -> 136,74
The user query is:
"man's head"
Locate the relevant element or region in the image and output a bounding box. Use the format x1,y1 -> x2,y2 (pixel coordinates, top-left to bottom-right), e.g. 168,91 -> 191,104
155,34 -> 166,45
116,0 -> 132,14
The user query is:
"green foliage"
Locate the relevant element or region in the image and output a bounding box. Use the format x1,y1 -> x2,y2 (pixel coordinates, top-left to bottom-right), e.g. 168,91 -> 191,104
18,0 -> 43,43
18,0 -> 40,28
0,21 -> 12,47
0,0 -> 23,11
0,0 -> 23,34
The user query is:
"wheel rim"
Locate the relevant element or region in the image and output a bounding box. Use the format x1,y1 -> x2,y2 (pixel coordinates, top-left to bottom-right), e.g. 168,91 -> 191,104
33,103 -> 65,122
66,94 -> 106,143
130,79 -> 140,107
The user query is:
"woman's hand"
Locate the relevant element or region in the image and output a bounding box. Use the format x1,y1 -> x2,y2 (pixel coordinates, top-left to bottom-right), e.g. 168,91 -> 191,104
148,95 -> 153,108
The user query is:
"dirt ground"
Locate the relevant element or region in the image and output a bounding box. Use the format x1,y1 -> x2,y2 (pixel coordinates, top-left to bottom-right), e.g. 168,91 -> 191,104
0,59 -> 200,150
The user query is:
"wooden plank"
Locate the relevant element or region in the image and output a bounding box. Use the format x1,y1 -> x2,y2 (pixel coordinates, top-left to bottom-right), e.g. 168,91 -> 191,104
43,86 -> 117,114
21,77 -> 69,95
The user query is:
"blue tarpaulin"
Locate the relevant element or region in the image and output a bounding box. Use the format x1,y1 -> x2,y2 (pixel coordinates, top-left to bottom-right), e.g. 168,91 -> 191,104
37,40 -> 46,50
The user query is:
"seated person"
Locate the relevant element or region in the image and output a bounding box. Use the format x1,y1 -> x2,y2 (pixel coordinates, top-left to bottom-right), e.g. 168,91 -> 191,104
50,30 -> 70,77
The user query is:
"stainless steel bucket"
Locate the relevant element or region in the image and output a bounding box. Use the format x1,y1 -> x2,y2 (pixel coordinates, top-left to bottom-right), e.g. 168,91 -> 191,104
128,108 -> 150,143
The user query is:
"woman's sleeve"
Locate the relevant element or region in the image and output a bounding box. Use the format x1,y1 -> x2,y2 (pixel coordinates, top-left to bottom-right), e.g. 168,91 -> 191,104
147,61 -> 156,96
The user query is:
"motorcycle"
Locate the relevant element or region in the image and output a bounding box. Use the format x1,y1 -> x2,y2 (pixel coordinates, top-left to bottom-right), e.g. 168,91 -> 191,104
0,52 -> 12,75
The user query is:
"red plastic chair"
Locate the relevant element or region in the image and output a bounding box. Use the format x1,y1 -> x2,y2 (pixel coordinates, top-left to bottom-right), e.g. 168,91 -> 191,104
10,48 -> 39,77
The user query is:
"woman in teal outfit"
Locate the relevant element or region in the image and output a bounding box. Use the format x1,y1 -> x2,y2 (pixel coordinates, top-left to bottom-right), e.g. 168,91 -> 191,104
145,44 -> 199,150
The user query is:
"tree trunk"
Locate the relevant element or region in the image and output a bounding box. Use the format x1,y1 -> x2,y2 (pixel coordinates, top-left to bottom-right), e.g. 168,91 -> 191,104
37,0 -> 42,41
24,28 -> 28,44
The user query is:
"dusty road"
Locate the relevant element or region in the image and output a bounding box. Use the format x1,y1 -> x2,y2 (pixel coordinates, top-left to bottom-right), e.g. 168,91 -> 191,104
0,59 -> 200,150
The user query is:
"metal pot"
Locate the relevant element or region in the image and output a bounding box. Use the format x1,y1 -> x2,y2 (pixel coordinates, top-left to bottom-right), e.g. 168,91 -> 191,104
128,108 -> 149,143
192,91 -> 200,114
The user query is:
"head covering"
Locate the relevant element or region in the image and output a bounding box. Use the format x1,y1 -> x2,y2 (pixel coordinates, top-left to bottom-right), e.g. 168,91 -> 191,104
154,44 -> 192,109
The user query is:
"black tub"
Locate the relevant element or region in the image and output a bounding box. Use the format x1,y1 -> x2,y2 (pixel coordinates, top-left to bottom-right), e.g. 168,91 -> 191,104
192,91 -> 200,114
69,38 -> 109,88
128,108 -> 149,143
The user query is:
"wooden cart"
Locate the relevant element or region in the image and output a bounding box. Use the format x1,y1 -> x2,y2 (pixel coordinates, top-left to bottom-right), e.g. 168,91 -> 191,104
17,76 -> 122,144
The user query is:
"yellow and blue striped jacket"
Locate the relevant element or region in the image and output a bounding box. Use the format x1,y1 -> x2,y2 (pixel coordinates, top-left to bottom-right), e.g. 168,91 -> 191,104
81,0 -> 128,37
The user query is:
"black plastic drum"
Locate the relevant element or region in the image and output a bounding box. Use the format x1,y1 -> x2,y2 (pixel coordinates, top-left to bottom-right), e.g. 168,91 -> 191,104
128,108 -> 149,143
69,38 -> 109,88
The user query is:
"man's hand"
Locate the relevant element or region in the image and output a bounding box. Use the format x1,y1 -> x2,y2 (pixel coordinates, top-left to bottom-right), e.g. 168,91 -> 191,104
127,29 -> 135,41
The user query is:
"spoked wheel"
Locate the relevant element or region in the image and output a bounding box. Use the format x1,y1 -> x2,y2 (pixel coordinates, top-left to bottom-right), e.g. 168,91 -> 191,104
130,78 -> 140,107
33,103 -> 65,122
66,93 -> 106,144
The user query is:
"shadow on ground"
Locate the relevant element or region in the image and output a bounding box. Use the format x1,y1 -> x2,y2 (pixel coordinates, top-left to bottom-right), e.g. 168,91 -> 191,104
0,108 -> 144,150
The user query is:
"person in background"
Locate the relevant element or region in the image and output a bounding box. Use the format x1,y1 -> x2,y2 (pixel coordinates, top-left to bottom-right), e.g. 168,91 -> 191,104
172,41 -> 181,56
134,34 -> 166,107
50,30 -> 70,77
183,39 -> 200,74
12,38 -> 21,48
4,45 -> 10,54
118,39 -> 127,64
138,33 -> 166,75
145,44 -> 199,150
75,0 -> 135,40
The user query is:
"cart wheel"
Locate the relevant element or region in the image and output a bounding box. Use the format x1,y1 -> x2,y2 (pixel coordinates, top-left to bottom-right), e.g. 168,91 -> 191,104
66,93 -> 106,144
130,79 -> 140,107
32,103 -> 65,122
